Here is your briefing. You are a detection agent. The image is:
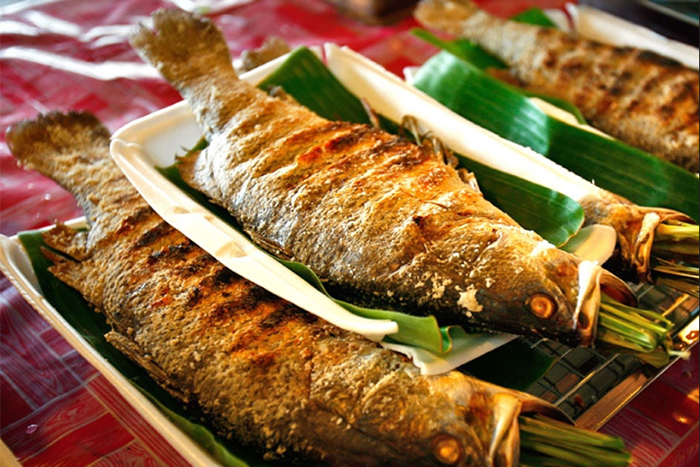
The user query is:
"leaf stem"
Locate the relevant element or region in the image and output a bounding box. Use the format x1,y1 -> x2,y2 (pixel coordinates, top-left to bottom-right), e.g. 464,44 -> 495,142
653,221 -> 699,262
595,294 -> 675,366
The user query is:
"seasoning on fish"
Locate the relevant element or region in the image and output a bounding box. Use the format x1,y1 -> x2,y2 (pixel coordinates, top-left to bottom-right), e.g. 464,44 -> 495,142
414,0 -> 700,173
7,110 -> 572,467
129,8 -> 637,347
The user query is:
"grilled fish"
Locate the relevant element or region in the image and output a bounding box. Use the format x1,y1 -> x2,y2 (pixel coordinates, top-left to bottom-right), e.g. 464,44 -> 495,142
414,0 -> 700,173
128,9 -> 638,348
7,110 -> 570,467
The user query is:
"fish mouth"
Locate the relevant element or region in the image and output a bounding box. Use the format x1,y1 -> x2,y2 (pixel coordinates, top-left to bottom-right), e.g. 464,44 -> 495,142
580,193 -> 694,283
573,261 -> 634,346
574,261 -> 603,347
629,208 -> 693,282
489,393 -> 521,467
488,392 -> 572,467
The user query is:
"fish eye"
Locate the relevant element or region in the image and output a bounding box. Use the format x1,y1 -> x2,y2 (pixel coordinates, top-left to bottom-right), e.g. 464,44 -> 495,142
431,434 -> 464,465
527,293 -> 557,319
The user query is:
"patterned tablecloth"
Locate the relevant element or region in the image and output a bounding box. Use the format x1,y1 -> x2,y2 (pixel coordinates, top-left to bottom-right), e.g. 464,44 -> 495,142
0,0 -> 698,466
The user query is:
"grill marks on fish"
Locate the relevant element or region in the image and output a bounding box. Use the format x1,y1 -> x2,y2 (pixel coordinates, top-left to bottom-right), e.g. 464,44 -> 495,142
8,110 -> 571,466
414,0 -> 700,172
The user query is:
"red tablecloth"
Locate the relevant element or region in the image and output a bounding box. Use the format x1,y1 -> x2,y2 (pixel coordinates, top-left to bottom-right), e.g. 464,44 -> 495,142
1,1 -> 698,466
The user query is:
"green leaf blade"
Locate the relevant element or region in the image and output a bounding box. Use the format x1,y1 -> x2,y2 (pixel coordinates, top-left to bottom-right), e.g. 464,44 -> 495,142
258,47 -> 372,124
458,156 -> 584,246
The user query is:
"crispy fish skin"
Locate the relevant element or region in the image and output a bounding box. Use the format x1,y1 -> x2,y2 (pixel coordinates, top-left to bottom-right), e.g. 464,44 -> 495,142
129,9 -> 611,347
414,0 -> 700,173
7,110 -> 570,467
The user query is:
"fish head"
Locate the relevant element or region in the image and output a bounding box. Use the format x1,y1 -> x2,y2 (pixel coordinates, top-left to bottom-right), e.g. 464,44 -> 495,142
431,373 -> 570,467
372,372 -> 569,467
581,192 -> 697,283
456,228 -> 608,347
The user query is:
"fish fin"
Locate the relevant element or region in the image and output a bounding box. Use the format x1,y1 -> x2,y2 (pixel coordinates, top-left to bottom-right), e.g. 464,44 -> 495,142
268,85 -> 300,105
457,168 -> 481,193
236,36 -> 291,74
129,9 -> 236,87
42,223 -> 90,261
248,231 -> 294,261
176,148 -> 229,207
105,330 -> 190,403
6,111 -> 110,179
41,225 -> 107,309
42,246 -> 94,301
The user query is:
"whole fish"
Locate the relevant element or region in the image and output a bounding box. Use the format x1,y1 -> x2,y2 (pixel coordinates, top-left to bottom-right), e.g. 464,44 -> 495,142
129,9 -> 635,348
7,110 -> 570,467
414,0 -> 700,173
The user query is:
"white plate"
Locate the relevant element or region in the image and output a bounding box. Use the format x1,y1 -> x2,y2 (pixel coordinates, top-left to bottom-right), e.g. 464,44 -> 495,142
566,4 -> 699,69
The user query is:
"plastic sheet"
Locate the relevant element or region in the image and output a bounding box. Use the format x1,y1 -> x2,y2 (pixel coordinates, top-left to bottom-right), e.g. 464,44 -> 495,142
1,1 -> 697,466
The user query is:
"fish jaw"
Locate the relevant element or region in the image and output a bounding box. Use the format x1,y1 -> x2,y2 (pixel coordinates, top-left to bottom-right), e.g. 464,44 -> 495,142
580,193 -> 696,282
489,393 -> 521,467
488,387 -> 573,467
426,374 -> 569,467
450,228 -> 592,347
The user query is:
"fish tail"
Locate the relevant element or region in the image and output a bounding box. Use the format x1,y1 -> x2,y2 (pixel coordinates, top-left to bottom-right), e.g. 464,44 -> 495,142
129,9 -> 238,92
130,9 -> 255,138
6,110 -> 111,186
7,110 -> 148,241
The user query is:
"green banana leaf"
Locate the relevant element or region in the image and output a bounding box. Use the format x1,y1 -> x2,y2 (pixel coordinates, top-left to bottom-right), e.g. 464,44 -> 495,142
510,7 -> 561,27
410,28 -> 699,223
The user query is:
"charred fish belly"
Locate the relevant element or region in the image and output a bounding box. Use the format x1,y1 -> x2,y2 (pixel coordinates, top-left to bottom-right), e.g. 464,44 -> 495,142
8,110 -> 569,467
128,8 -> 630,347
414,0 -> 700,173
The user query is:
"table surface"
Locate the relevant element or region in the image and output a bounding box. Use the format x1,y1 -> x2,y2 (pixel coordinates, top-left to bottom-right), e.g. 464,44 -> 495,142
1,1 -> 698,466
